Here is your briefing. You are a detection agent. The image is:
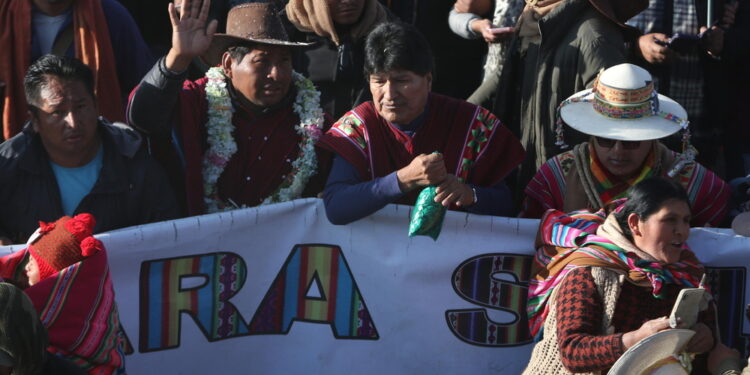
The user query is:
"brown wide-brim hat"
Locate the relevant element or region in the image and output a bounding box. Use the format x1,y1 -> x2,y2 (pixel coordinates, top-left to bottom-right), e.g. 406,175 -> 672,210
201,2 -> 313,67
588,0 -> 649,30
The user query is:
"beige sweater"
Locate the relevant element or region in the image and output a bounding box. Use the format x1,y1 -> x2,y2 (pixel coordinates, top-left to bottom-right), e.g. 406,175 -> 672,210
522,267 -> 625,375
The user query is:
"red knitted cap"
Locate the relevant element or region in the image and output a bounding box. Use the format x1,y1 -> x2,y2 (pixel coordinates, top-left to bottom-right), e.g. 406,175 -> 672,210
27,213 -> 103,281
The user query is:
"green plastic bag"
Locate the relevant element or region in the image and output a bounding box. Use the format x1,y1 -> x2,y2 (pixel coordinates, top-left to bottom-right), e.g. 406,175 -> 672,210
408,185 -> 447,240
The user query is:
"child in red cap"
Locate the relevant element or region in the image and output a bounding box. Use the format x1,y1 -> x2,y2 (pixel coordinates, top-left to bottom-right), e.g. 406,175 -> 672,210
23,213 -> 102,286
0,213 -> 126,374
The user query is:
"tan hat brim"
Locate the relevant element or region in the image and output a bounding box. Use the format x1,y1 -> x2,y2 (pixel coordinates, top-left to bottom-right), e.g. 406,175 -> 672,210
608,329 -> 694,375
200,34 -> 315,67
560,89 -> 687,141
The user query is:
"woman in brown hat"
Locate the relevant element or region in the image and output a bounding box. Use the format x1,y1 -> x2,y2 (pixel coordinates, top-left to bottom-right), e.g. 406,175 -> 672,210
128,0 -> 332,214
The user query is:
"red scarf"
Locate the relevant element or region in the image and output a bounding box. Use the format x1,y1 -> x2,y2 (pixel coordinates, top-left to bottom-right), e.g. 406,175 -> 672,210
0,0 -> 123,140
320,93 -> 524,204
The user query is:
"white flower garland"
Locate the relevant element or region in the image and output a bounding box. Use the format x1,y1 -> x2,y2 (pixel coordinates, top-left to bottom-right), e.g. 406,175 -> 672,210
202,67 -> 324,212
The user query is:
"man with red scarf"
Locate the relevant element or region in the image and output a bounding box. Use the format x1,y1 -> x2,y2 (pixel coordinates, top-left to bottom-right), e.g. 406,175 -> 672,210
0,0 -> 153,140
128,0 -> 331,214
319,22 -> 524,224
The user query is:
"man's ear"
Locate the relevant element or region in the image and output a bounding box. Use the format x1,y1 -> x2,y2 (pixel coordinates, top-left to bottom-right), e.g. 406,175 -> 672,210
627,213 -> 642,237
221,52 -> 234,79
425,72 -> 433,91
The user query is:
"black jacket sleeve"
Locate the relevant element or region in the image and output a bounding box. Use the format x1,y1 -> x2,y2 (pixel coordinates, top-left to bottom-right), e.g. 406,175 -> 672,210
127,57 -> 187,138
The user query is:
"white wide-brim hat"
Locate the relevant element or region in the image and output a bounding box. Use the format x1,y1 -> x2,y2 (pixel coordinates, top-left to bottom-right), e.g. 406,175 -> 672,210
559,64 -> 688,142
608,329 -> 695,375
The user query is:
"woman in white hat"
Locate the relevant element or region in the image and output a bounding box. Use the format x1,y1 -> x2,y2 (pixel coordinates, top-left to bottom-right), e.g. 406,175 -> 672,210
520,63 -> 730,227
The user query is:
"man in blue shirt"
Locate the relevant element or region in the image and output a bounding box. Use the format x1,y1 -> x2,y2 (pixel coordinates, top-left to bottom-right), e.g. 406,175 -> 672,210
0,55 -> 178,245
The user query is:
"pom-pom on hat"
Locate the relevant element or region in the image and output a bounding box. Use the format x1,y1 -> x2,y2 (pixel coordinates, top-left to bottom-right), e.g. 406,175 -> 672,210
27,213 -> 103,281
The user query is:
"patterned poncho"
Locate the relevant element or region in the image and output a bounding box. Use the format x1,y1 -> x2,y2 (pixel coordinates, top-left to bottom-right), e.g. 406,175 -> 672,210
521,141 -> 730,227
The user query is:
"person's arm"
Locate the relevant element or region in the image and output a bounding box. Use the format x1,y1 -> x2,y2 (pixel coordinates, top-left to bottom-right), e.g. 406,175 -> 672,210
127,58 -> 187,137
555,267 -> 627,372
127,0 -> 217,137
323,155 -> 404,225
448,8 -> 482,40
556,267 -> 673,372
465,181 -> 512,216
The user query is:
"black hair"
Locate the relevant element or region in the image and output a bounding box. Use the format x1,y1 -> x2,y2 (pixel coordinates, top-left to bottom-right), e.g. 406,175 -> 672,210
614,177 -> 691,241
227,45 -> 254,62
0,282 -> 48,375
363,22 -> 434,78
23,55 -> 95,112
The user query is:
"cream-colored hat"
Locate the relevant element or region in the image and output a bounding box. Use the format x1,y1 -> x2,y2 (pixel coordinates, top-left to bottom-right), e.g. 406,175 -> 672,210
557,64 -> 688,144
609,329 -> 695,375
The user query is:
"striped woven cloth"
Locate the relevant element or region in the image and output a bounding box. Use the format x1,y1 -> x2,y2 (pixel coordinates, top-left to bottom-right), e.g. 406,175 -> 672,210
0,248 -> 125,375
521,142 -> 731,227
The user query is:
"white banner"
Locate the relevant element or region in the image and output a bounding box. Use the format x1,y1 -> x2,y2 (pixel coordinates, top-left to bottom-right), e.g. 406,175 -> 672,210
3,199 -> 749,374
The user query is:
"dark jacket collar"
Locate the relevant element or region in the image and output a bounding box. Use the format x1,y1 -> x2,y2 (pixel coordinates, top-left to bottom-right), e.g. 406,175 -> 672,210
17,118 -> 142,193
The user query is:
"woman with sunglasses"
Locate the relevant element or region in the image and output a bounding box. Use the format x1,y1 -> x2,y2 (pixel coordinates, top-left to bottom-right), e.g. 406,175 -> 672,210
520,63 -> 730,227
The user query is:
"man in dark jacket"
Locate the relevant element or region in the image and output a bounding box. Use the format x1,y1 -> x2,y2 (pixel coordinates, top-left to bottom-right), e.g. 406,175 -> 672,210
0,54 -> 178,245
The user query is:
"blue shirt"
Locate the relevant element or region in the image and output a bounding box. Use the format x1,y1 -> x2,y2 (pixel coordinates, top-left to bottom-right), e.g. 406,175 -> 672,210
50,146 -> 104,216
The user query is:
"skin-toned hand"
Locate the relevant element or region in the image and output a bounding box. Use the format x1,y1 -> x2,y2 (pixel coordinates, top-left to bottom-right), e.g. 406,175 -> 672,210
396,153 -> 447,192
470,19 -> 513,43
638,33 -> 675,64
622,316 -> 671,349
165,0 -> 218,73
685,322 -> 714,353
707,343 -> 741,374
0,236 -> 12,246
700,26 -> 725,56
434,174 -> 475,207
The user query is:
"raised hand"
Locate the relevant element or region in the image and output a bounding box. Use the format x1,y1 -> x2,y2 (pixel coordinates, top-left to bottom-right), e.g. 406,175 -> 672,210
165,0 -> 218,72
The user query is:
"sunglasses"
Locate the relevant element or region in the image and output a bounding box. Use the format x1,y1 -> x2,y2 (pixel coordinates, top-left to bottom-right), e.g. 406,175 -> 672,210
595,137 -> 642,150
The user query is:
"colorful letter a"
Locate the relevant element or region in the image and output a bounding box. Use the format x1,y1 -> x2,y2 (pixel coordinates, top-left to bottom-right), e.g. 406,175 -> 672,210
249,244 -> 378,339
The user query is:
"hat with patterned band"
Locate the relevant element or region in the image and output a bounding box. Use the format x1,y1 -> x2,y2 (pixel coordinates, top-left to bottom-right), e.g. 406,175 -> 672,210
556,63 -> 689,147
